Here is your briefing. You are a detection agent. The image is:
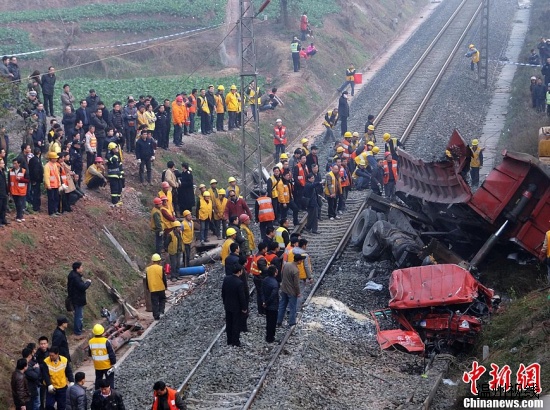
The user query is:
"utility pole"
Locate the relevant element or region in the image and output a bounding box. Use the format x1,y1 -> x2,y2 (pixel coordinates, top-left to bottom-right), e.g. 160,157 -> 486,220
479,0 -> 489,88
239,0 -> 265,198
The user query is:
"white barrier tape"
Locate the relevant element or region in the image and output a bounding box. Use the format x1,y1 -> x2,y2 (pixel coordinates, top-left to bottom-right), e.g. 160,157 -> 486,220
489,59 -> 543,68
10,24 -> 221,57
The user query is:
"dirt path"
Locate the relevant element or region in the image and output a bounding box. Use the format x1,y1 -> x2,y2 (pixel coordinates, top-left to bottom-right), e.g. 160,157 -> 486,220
221,0 -> 241,66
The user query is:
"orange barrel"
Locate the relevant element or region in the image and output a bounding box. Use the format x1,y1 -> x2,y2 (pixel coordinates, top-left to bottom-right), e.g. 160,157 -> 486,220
354,73 -> 363,84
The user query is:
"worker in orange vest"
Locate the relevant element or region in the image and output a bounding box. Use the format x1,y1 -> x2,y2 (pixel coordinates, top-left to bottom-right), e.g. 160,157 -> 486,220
292,153 -> 309,210
151,381 -> 185,410
44,151 -> 61,216
383,152 -> 399,201
273,119 -> 287,162
9,157 -> 29,222
255,190 -> 276,239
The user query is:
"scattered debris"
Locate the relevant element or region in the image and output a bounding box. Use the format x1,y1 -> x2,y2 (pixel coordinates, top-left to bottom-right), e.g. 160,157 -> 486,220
363,281 -> 384,291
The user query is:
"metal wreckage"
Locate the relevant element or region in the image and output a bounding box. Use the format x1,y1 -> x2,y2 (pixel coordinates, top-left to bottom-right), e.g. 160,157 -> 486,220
354,130 -> 550,355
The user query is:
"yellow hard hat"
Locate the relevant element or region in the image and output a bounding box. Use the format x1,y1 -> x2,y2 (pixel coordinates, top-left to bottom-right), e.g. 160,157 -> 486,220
183,210 -> 191,217
445,150 -> 452,157
210,179 -> 217,184
108,142 -> 117,150
228,176 -> 236,183
279,153 -> 289,160
151,253 -> 162,262
218,188 -> 226,195
336,147 -> 344,153
352,132 -> 359,137
469,44 -> 475,49
358,160 -> 366,166
344,131 -> 352,138
47,152 -> 59,159
367,141 -> 375,147
383,133 -> 391,141
203,191 -> 211,197
372,146 -> 380,154
92,324 -> 105,336
226,227 -> 237,236
368,125 -> 375,131
173,220 -> 181,227
472,139 -> 479,146
198,184 -> 206,189
230,84 -> 237,90
217,85 -> 225,91
301,138 -> 309,144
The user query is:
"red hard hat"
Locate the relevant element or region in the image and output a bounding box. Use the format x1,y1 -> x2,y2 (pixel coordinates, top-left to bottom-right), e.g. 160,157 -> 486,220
95,157 -> 104,163
239,214 -> 250,222
153,197 -> 162,205
161,181 -> 170,188
176,96 -> 183,102
159,195 -> 168,201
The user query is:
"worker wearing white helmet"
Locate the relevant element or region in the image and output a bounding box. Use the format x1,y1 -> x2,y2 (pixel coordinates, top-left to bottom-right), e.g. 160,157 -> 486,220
273,118 -> 287,162
226,176 -> 240,198
89,323 -> 117,389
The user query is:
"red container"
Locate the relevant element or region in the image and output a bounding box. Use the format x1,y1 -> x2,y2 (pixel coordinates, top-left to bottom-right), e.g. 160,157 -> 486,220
354,73 -> 363,84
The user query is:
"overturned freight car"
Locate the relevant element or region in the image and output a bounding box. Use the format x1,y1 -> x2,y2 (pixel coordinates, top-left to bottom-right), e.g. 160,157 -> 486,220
396,130 -> 550,264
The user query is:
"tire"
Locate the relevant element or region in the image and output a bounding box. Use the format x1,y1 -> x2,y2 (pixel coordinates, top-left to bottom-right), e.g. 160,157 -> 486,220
362,223 -> 386,260
376,212 -> 387,221
350,209 -> 377,247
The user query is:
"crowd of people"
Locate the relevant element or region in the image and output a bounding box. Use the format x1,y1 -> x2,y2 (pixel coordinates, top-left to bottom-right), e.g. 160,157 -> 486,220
532,40 -> 550,115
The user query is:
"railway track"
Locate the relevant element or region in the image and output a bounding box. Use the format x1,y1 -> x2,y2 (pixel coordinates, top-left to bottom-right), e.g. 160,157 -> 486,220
372,0 -> 483,151
178,196 -> 366,409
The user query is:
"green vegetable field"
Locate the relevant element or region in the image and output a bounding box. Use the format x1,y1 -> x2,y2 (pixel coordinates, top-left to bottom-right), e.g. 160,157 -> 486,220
253,0 -> 339,26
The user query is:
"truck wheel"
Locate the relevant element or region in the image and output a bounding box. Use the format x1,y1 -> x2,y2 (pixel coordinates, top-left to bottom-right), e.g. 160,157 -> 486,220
350,209 -> 377,247
362,225 -> 385,260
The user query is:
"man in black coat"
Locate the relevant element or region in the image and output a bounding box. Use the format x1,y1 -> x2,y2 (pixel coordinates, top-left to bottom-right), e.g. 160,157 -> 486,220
41,66 -> 56,117
178,162 -> 194,214
0,156 -> 9,227
221,264 -> 247,347
86,89 -> 100,116
225,242 -> 244,276
91,379 -> 126,410
90,108 -> 108,159
52,317 -> 71,361
28,148 -> 43,212
261,265 -> 280,343
338,91 -> 350,136
67,261 -> 92,336
135,130 -> 155,185
75,100 -> 90,133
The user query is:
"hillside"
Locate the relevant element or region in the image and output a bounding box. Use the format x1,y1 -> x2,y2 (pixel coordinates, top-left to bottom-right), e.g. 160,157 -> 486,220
0,0 -> 427,406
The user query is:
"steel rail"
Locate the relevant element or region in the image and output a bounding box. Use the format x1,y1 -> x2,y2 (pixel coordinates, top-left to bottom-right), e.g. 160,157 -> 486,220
400,1 -> 483,144
373,0 -> 472,129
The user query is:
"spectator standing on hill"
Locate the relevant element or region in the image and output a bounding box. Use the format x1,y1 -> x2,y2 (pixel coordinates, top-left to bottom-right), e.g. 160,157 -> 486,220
52,316 -> 71,362
41,66 -> 56,117
122,99 -> 138,153
8,56 -> 21,103
109,102 -> 125,148
529,49 -> 541,66
300,11 -> 309,41
91,108 -> 108,159
67,262 -> 92,337
75,100 -> 90,133
61,84 -> 75,112
197,89 -> 211,135
135,130 -> 155,185
291,37 -> 301,72
86,89 -> 100,115
533,78 -> 547,112
154,105 -> 169,149
171,95 -> 186,147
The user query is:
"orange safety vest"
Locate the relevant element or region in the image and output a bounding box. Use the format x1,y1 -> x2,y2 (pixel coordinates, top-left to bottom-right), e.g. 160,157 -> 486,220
256,196 -> 275,222
188,95 -> 197,114
383,160 -> 399,184
295,163 -> 308,187
59,164 -> 67,186
250,254 -> 266,276
152,388 -> 179,410
273,126 -> 287,146
46,162 -> 61,189
339,166 -> 350,187
265,252 -> 277,265
9,167 -> 27,196
283,245 -> 294,263
215,94 -> 225,114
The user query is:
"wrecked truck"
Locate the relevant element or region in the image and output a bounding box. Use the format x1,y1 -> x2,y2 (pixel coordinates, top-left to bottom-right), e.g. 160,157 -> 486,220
372,264 -> 497,354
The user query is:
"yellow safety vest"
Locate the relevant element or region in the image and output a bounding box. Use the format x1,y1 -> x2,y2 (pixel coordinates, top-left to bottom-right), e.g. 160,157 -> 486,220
546,231 -> 550,257
240,223 -> 255,253
167,230 -> 184,255
89,336 -> 111,370
198,197 -> 213,221
150,207 -> 164,231
43,356 -> 69,389
291,42 -> 299,53
146,264 -> 165,292
181,219 -> 194,245
275,227 -> 287,249
471,147 -> 481,168
221,238 -> 234,265
269,176 -> 279,199
158,189 -> 174,216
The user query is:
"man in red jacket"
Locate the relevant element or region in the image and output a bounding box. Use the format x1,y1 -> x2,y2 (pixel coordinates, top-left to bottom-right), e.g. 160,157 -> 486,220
223,190 -> 252,221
